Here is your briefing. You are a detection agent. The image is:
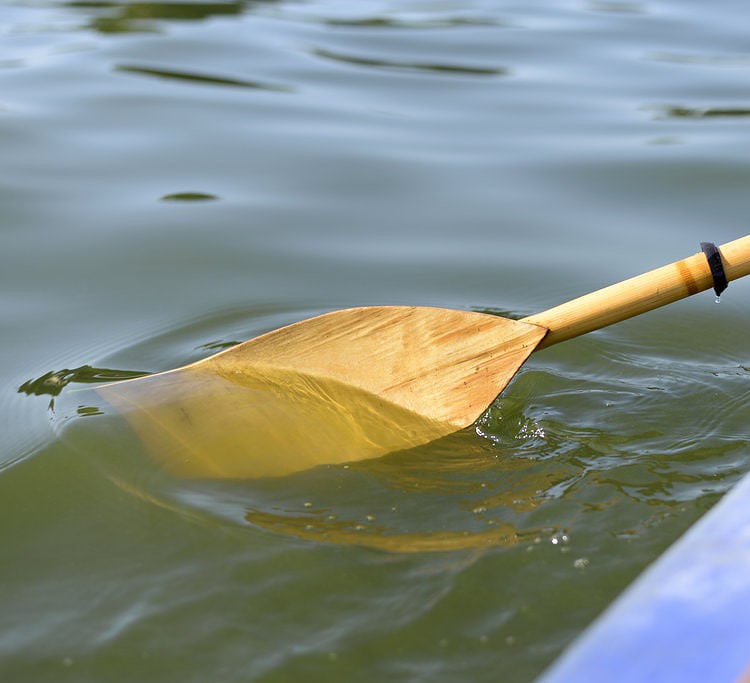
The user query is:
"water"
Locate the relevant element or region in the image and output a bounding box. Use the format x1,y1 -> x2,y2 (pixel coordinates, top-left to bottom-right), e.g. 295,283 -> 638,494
2,0 -> 750,681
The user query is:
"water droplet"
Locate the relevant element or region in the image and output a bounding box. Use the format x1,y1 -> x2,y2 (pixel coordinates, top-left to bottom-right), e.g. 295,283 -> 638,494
715,295 -> 722,304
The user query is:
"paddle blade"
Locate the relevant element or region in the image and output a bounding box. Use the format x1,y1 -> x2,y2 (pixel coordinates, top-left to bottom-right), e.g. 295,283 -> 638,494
97,307 -> 547,478
204,306 -> 547,426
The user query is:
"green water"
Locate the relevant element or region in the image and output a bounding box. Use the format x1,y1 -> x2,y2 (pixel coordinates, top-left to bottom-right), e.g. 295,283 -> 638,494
3,1 -> 750,681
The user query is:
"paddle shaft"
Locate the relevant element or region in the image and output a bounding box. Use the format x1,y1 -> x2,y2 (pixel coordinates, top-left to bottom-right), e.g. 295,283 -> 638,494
523,235 -> 750,350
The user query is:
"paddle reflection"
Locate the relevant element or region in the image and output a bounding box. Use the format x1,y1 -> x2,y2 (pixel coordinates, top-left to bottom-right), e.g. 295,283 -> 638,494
240,433 -> 567,552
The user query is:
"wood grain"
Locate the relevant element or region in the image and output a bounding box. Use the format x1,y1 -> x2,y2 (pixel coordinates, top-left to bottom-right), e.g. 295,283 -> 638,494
205,306 -> 547,426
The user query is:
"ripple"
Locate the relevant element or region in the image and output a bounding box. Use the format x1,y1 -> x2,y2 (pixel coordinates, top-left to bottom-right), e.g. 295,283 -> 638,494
160,191 -> 218,202
584,1 -> 646,13
323,16 -> 506,30
0,369 -> 58,472
115,64 -> 290,92
655,105 -> 750,119
650,52 -> 750,67
311,48 -> 506,77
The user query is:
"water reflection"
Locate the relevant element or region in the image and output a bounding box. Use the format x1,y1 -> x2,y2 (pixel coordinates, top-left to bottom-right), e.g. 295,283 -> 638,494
160,191 -> 219,202
650,52 -> 750,67
311,48 -> 506,77
178,429 -> 568,552
66,1 -> 256,33
322,16 -> 506,30
657,106 -> 750,119
115,64 -> 290,92
243,509 -> 524,553
584,1 -> 646,13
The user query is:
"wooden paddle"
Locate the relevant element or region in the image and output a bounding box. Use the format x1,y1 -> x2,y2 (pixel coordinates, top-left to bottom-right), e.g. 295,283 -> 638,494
97,235 -> 750,479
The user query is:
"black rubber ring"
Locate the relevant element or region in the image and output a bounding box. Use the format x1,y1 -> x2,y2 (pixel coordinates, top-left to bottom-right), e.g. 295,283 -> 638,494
701,242 -> 728,297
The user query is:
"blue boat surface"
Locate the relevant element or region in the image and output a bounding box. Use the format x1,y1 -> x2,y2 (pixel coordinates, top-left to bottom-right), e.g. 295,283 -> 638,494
539,470 -> 750,683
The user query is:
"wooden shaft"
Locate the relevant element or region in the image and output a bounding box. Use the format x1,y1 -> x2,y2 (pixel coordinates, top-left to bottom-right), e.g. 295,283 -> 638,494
522,235 -> 750,350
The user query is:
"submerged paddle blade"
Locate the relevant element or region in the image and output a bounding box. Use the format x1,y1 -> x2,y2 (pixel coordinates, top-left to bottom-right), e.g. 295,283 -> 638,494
97,365 -> 455,478
97,307 -> 547,478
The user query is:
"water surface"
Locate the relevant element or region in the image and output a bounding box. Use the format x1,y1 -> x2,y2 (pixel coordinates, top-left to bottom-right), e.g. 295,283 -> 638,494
2,0 -> 750,681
